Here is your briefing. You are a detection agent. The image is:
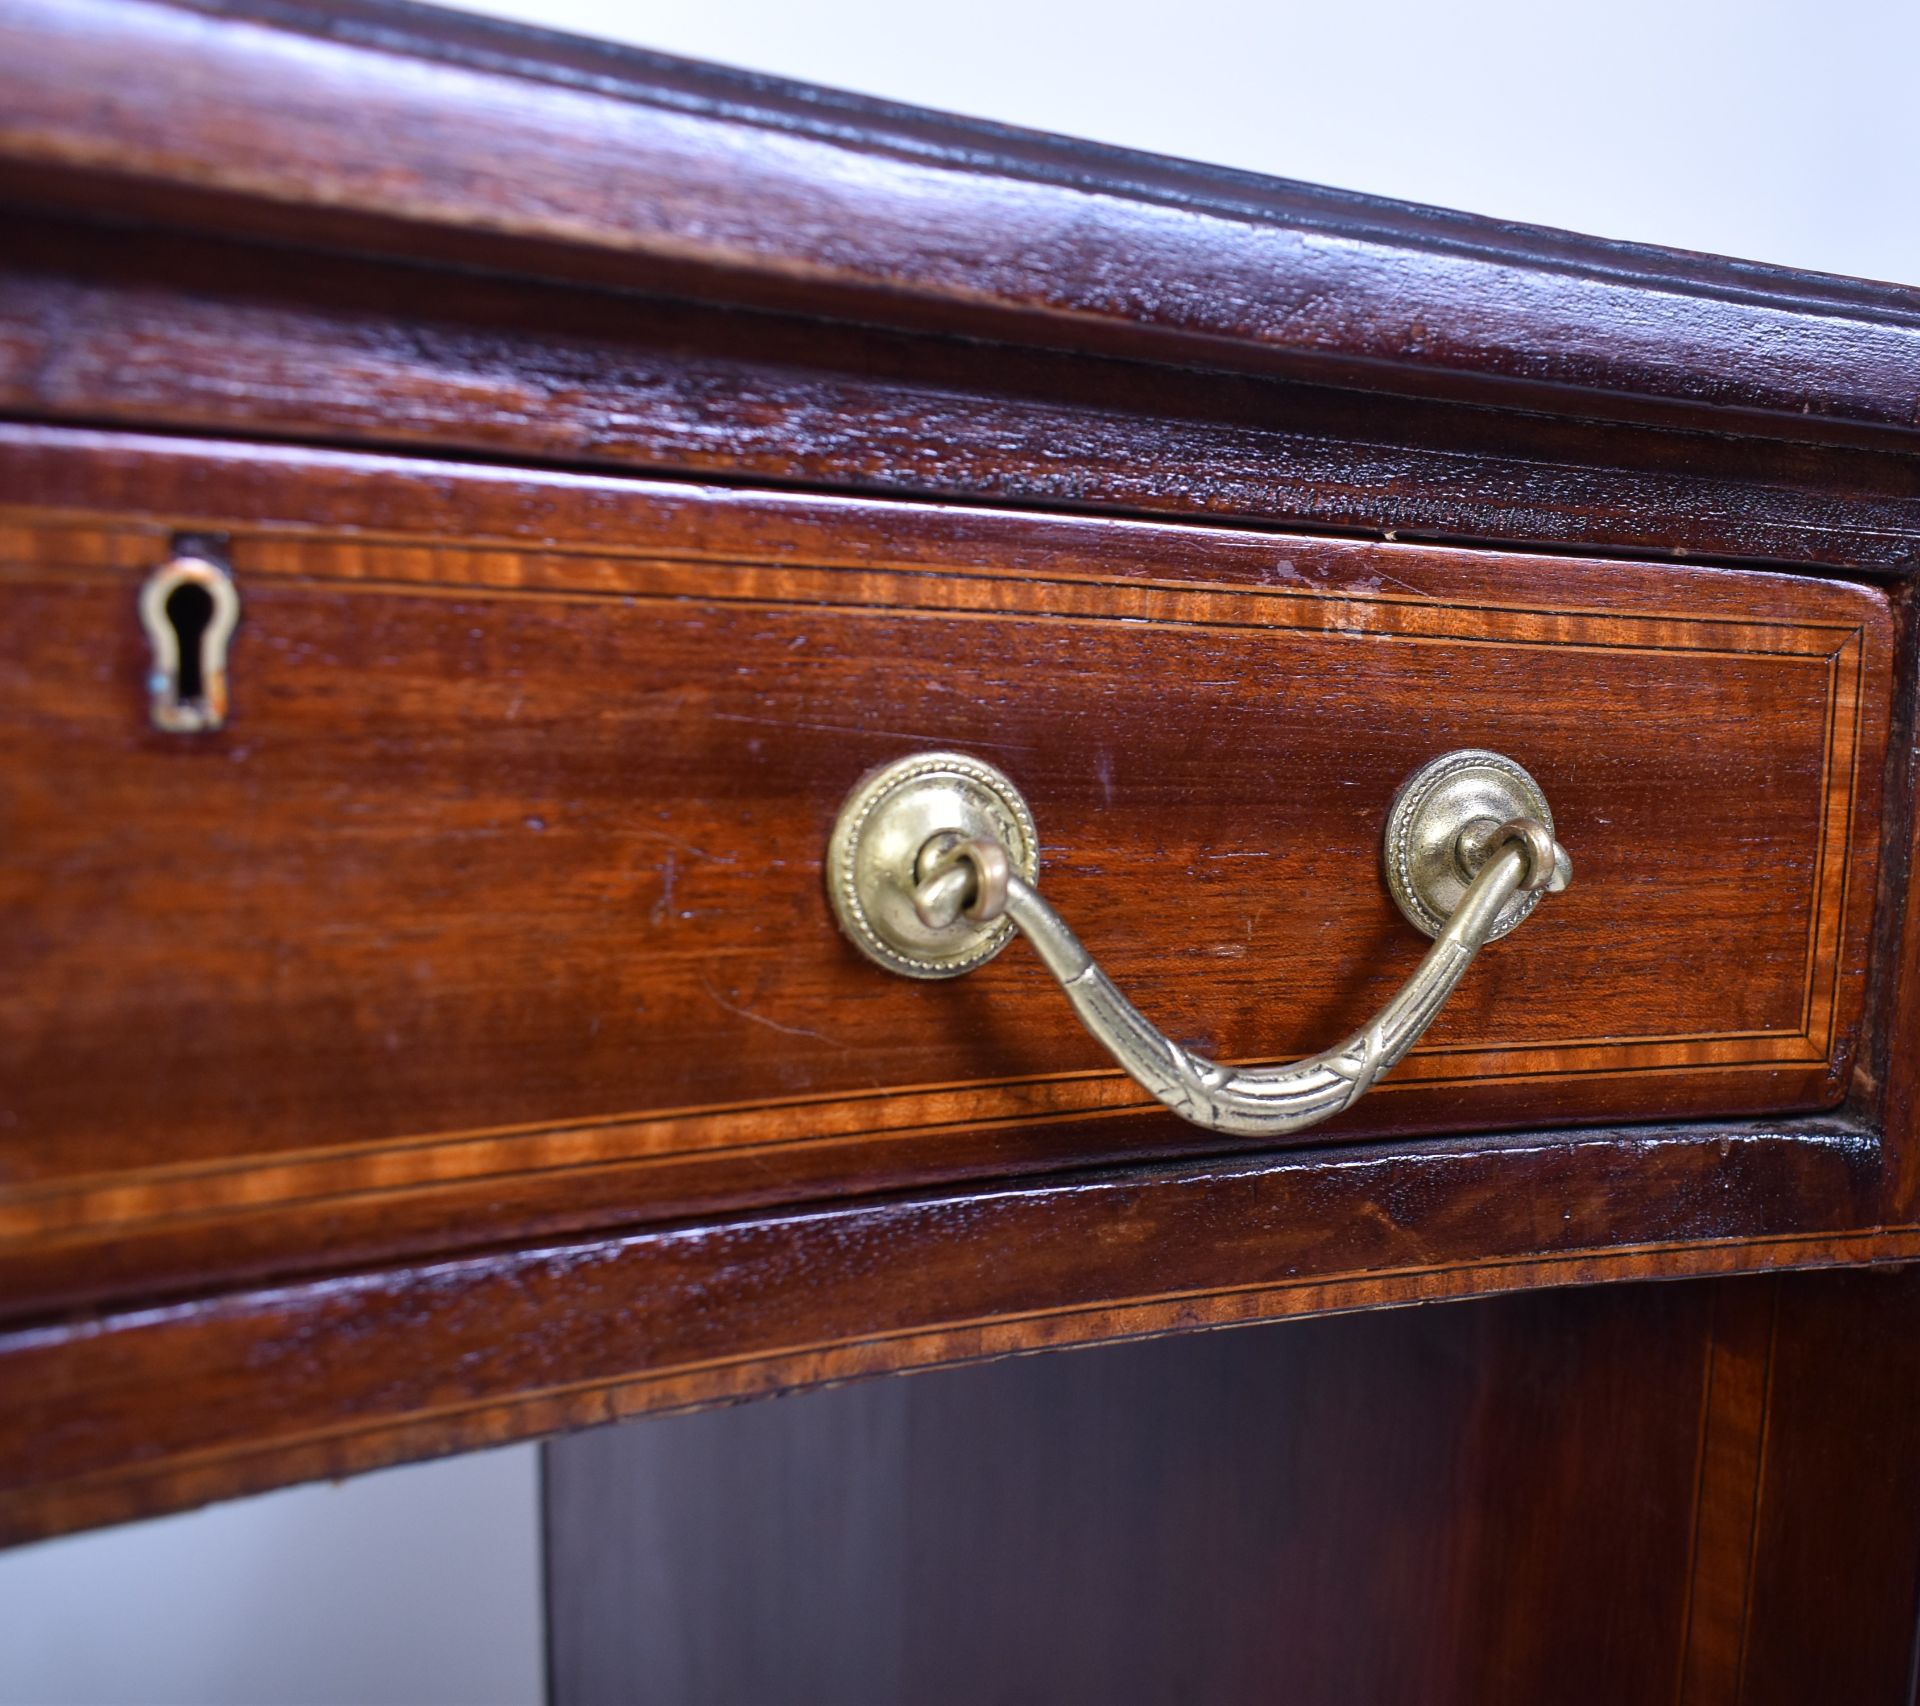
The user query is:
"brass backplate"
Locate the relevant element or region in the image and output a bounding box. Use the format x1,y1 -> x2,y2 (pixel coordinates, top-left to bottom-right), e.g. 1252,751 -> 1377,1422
1383,749 -> 1555,941
826,752 -> 1039,978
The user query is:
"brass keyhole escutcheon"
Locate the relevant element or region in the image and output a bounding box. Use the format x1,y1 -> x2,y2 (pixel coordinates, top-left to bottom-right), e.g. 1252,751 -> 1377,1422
140,552 -> 240,733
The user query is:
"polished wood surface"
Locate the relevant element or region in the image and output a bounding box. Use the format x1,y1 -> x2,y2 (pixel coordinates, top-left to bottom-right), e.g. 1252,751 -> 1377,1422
4,0 -> 1920,442
0,426 -> 1890,1317
4,215 -> 1919,577
2,0 -> 1919,1549
545,1267 -> 1920,1706
3,1125 -> 1908,1545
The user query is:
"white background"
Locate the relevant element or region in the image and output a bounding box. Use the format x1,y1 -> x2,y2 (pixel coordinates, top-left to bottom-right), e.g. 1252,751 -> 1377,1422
0,1450 -> 543,1705
470,0 -> 1920,285
5,2 -> 1916,1702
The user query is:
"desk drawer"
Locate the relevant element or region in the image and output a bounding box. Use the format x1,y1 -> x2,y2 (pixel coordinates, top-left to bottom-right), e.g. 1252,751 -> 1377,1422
0,427 -> 1891,1311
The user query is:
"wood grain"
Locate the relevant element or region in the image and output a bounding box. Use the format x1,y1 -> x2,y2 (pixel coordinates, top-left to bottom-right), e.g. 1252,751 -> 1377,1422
1873,588 -> 1920,1226
1733,1268 -> 1920,1705
546,1268 -> 1920,1706
0,1119 -> 1900,1547
0,427 -> 1891,1312
5,217 -> 1920,577
1,0 -> 1918,1563
547,1285 -> 1717,1706
3,0 -> 1920,443
1675,1280 -> 1779,1699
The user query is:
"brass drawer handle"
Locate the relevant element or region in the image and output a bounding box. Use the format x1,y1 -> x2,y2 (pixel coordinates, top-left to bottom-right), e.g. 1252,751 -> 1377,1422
828,750 -> 1571,1138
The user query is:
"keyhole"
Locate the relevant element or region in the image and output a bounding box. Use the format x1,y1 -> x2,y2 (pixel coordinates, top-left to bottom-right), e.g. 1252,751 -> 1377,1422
167,580 -> 214,704
140,553 -> 239,733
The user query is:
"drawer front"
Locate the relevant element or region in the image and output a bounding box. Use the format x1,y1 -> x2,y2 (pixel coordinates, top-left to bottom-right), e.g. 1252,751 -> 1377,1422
0,428 -> 1891,1312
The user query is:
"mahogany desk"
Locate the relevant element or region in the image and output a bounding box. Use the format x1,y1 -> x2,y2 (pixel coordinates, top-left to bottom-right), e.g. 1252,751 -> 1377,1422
2,3 -> 1919,1699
